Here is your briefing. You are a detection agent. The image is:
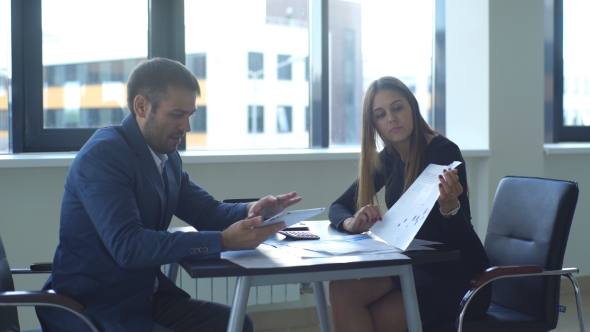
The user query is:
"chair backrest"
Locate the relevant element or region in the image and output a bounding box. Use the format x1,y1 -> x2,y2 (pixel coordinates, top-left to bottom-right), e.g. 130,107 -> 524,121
0,234 -> 21,331
484,176 -> 578,328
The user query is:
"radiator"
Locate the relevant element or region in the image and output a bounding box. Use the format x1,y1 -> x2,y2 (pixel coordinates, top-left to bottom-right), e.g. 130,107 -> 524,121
178,268 -> 301,305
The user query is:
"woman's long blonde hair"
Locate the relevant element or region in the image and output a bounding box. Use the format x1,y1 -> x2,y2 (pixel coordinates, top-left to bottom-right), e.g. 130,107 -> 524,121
357,77 -> 438,210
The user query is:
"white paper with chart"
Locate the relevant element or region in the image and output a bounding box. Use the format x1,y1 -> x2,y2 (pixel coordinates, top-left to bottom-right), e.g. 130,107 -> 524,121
369,161 -> 462,250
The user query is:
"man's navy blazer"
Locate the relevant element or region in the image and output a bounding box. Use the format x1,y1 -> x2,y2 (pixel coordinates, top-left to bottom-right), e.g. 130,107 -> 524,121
36,114 -> 248,331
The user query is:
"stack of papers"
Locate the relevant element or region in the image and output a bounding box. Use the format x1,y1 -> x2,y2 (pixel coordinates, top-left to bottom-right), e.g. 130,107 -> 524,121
222,235 -> 440,269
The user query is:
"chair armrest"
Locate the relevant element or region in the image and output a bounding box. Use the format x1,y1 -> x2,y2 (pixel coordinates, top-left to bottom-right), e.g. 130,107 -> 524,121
0,290 -> 100,332
471,265 -> 543,287
30,262 -> 52,272
0,290 -> 85,313
11,262 -> 53,275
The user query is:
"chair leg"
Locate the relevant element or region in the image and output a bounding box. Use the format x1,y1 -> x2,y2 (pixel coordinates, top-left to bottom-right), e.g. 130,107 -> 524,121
564,273 -> 586,332
456,287 -> 479,332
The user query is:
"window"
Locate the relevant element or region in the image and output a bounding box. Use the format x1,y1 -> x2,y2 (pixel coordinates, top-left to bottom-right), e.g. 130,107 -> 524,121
185,0 -> 310,150
42,1 -> 146,131
248,52 -> 264,79
6,0 -> 148,152
42,60 -> 143,129
305,106 -> 309,132
277,106 -> 292,132
191,106 -> 207,133
187,53 -> 206,79
4,0 -> 437,153
562,0 -> 590,127
248,106 -> 264,133
277,55 -> 292,80
0,0 -> 9,153
187,106 -> 207,148
549,0 -> 590,141
328,1 -> 434,146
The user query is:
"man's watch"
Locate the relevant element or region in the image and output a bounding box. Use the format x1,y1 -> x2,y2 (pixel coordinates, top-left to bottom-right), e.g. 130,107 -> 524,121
440,201 -> 461,217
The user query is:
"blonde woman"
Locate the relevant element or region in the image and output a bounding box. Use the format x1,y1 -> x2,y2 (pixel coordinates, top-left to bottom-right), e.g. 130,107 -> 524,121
328,77 -> 491,331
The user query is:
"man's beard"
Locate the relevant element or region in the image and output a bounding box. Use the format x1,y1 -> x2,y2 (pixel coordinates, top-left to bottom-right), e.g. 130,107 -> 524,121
143,114 -> 183,154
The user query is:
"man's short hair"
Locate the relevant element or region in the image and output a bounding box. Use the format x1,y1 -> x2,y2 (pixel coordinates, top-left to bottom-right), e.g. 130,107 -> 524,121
126,58 -> 201,116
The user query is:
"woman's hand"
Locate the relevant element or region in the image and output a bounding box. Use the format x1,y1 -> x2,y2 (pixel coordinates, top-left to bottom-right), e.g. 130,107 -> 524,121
342,204 -> 382,233
437,168 -> 462,217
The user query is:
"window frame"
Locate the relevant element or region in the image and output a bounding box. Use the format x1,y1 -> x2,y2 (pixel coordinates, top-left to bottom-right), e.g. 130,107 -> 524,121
10,0 -> 186,152
8,0 -> 442,153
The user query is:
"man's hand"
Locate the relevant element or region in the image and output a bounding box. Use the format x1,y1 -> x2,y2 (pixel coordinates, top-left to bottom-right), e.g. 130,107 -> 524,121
220,216 -> 285,251
246,191 -> 302,219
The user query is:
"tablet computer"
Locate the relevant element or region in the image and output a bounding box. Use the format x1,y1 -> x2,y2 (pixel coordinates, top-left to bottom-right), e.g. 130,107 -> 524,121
254,207 -> 325,229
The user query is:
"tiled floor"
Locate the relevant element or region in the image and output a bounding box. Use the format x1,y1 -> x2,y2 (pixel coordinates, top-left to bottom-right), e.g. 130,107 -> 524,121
251,289 -> 588,331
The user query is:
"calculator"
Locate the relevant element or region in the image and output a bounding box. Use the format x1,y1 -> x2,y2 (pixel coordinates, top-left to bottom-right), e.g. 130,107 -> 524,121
278,230 -> 320,240
283,222 -> 309,231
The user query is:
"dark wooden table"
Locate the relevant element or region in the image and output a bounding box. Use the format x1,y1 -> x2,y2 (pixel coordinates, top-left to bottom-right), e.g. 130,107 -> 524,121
173,221 -> 459,332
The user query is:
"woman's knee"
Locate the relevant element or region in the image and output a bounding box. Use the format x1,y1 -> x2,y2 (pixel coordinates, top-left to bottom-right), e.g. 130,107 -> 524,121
329,279 -> 348,294
329,279 -> 354,303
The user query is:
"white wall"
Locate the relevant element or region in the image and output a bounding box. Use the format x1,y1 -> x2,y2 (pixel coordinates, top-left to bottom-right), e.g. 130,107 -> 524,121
446,0 -> 489,151
446,0 -> 546,238
545,154 -> 590,275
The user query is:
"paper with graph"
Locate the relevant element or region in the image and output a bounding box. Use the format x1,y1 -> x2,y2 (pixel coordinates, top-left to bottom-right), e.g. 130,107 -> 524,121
369,161 -> 462,250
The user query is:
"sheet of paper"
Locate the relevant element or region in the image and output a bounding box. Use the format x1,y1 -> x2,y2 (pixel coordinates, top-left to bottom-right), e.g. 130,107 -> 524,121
277,245 -> 334,258
284,234 -> 404,256
303,252 -> 409,265
221,244 -> 313,268
222,243 -> 409,269
370,161 -> 462,250
263,232 -> 403,259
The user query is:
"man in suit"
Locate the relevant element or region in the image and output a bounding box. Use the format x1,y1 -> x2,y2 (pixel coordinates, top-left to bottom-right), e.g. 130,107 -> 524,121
36,58 -> 301,332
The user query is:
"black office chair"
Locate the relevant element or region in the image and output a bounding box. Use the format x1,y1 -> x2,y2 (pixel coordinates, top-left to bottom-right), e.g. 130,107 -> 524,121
454,176 -> 585,332
0,234 -> 99,332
